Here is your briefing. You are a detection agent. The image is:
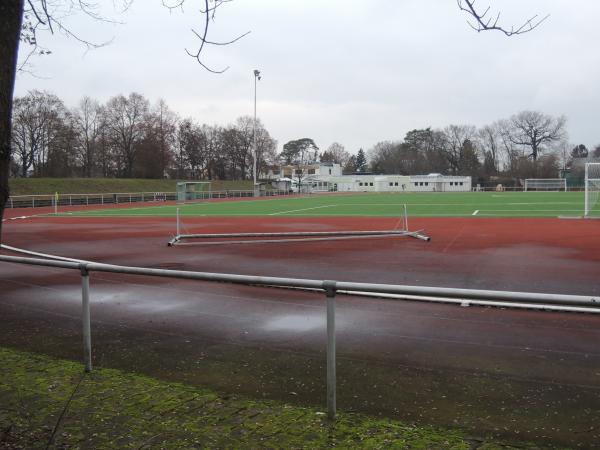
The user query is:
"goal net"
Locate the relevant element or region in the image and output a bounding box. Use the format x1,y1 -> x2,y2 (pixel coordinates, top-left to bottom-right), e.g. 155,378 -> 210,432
585,163 -> 600,217
524,178 -> 567,192
176,182 -> 212,204
167,203 -> 431,246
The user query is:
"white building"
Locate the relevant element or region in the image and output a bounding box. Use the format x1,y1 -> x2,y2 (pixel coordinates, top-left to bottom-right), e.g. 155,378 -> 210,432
261,162 -> 342,180
293,173 -> 472,193
409,174 -> 471,192
320,175 -> 411,192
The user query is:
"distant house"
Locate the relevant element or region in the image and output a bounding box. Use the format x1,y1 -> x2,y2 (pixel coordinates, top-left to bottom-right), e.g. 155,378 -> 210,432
261,162 -> 342,180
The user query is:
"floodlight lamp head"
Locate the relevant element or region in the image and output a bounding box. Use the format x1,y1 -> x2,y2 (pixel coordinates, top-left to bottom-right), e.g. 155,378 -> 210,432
254,69 -> 261,80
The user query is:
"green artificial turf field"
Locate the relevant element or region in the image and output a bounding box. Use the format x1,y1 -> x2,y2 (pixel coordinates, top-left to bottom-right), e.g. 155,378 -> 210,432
55,191 -> 590,218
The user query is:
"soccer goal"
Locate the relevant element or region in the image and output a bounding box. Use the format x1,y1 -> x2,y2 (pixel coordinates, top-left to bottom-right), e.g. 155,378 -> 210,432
176,182 -> 211,204
584,163 -> 600,218
524,178 -> 567,192
168,204 -> 430,246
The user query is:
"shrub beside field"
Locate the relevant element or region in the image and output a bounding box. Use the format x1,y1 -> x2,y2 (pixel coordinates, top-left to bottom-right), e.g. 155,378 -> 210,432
8,178 -> 255,196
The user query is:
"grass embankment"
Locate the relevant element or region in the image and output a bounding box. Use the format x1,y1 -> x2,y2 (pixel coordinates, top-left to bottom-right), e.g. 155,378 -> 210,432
8,178 -> 254,196
0,347 -> 536,449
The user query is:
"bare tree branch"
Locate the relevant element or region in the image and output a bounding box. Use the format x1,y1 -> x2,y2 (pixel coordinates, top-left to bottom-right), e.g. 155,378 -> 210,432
22,0 -> 114,57
183,0 -> 250,73
20,1 -> 248,75
457,0 -> 549,36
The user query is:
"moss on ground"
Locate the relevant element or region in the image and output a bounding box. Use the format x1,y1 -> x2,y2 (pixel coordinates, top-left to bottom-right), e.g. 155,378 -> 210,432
8,178 -> 254,196
0,347 -> 548,449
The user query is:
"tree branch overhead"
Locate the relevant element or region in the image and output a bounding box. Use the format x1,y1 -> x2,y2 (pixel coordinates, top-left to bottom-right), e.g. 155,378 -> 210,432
457,0 -> 549,36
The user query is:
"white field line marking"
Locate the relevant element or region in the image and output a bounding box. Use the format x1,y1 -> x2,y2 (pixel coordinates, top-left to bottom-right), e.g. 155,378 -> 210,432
472,210 -> 479,216
268,204 -> 337,216
506,202 -> 576,205
54,213 -> 207,218
477,209 -> 582,212
321,201 -> 578,206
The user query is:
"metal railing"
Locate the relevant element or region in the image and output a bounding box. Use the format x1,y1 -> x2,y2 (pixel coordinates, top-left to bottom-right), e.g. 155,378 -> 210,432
1,253 -> 598,420
7,192 -> 176,208
6,189 -> 294,209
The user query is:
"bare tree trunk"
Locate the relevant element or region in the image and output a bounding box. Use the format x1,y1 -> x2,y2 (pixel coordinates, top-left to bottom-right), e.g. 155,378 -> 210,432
0,0 -> 24,243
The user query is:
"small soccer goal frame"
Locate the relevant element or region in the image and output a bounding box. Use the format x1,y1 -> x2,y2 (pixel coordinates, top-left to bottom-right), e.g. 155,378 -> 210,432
524,178 -> 567,192
167,204 -> 430,246
584,163 -> 600,218
176,182 -> 212,204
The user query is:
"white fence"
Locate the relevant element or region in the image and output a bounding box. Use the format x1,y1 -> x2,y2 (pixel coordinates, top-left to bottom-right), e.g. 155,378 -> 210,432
6,189 -> 293,209
1,253 -> 599,420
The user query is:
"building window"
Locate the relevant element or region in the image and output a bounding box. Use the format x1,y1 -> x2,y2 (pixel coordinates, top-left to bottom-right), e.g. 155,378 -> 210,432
295,169 -> 302,175
359,182 -> 363,186
449,182 -> 453,186
425,182 -> 429,186
308,169 -> 315,175
370,182 -> 374,186
460,182 -> 464,186
389,182 -> 393,186
329,169 -> 332,175
395,182 -> 399,186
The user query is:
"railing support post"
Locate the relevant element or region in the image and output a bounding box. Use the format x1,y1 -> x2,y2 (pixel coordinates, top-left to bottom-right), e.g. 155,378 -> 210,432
323,280 -> 337,420
80,264 -> 92,372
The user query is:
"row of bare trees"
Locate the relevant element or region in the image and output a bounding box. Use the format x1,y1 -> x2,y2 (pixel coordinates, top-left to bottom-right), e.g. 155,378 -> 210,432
10,90 -> 277,180
364,111 -> 594,184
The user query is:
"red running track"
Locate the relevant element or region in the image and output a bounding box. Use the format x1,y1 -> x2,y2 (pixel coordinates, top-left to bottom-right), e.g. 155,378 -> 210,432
1,213 -> 600,447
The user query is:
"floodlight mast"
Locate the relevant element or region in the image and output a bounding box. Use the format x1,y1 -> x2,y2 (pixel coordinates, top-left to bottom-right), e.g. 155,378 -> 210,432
253,69 -> 261,195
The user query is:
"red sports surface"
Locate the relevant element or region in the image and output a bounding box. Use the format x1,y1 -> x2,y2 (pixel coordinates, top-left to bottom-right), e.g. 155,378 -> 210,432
1,209 -> 599,447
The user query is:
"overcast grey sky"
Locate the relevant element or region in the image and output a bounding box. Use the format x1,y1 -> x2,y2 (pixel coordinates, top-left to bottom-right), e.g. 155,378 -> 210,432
14,0 -> 600,154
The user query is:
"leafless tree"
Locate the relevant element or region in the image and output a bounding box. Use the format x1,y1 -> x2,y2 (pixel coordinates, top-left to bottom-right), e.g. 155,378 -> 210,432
508,111 -> 567,162
367,141 -> 400,174
203,125 -> 223,179
321,142 -> 351,168
11,90 -> 65,177
477,125 -> 500,173
253,119 -> 278,178
72,97 -> 102,177
457,0 -> 549,36
139,99 -> 178,178
495,119 -> 521,173
177,118 -> 206,179
104,93 -> 150,177
442,124 -> 477,174
556,141 -> 573,173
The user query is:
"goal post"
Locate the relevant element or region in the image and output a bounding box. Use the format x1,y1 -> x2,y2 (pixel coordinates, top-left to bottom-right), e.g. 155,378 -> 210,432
584,163 -> 600,217
524,178 -> 567,192
176,182 -> 212,204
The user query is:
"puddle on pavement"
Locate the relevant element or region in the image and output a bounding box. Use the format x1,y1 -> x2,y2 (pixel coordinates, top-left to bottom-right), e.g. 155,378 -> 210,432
262,314 -> 325,332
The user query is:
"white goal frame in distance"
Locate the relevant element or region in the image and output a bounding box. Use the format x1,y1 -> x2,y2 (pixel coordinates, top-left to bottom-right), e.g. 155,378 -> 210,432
168,203 -> 430,246
584,163 -> 600,217
176,182 -> 212,204
524,178 -> 567,192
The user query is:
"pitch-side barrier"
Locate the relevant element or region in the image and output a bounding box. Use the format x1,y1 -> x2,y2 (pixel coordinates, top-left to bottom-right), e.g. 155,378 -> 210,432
1,253 -> 599,421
